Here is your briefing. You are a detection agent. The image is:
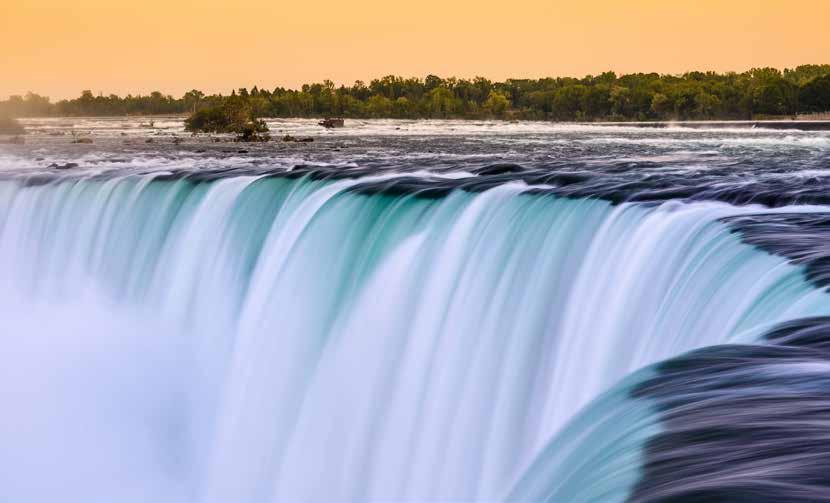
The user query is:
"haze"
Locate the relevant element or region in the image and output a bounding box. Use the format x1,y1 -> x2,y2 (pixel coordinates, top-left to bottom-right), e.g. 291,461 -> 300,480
2,0 -> 829,99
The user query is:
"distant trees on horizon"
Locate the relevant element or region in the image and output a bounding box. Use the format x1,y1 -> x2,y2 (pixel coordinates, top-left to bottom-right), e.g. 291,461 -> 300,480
3,65 -> 830,121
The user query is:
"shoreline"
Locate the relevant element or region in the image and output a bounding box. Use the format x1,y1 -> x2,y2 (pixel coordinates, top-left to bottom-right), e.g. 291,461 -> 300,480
13,115 -> 830,129
588,120 -> 830,131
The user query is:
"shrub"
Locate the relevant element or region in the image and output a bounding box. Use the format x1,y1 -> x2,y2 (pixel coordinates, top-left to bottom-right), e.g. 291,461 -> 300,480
185,98 -> 269,141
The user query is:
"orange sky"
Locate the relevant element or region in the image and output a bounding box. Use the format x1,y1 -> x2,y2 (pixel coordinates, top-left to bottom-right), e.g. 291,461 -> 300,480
2,0 -> 829,100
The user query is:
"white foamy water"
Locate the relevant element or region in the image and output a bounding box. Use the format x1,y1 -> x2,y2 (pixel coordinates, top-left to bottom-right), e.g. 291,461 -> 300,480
0,168 -> 828,501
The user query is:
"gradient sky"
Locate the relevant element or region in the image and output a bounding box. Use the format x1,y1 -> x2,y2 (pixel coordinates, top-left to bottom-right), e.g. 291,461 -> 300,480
2,0 -> 829,100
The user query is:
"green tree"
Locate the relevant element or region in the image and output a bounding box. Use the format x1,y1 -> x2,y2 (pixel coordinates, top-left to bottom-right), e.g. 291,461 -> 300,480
799,75 -> 830,113
552,86 -> 587,120
365,95 -> 393,117
392,97 -> 415,118
483,91 -> 510,117
650,92 -> 671,118
183,90 -> 205,113
694,91 -> 721,118
427,87 -> 456,117
4,65 -> 830,121
748,68 -> 798,115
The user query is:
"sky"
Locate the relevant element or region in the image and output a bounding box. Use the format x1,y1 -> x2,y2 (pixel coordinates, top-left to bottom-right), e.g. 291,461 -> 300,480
2,0 -> 829,100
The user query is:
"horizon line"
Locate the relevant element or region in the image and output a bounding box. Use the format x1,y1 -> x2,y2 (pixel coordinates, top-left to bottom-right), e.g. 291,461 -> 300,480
6,64 -> 828,102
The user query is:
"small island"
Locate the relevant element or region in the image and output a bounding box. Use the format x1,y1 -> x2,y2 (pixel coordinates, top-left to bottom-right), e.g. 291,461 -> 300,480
184,97 -> 269,141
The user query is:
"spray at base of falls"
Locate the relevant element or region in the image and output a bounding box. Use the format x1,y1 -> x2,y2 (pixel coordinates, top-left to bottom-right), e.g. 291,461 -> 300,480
0,174 -> 828,502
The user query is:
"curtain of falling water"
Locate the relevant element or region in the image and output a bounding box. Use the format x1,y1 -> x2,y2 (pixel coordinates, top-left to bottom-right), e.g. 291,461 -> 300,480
0,175 -> 827,503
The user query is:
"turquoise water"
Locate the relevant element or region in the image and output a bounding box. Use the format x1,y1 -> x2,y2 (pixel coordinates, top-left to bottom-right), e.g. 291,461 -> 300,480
0,174 -> 828,502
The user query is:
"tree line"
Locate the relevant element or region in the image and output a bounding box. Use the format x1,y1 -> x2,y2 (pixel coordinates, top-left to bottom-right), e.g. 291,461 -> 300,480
3,65 -> 830,121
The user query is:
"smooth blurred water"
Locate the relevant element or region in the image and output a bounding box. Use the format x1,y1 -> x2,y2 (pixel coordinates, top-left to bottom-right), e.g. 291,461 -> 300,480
0,171 -> 829,502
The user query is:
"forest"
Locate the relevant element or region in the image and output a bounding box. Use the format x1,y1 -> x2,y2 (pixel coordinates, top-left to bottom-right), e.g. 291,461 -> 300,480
2,65 -> 830,121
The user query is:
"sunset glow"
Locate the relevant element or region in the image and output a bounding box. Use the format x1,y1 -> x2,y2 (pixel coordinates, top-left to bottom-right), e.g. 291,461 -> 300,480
3,0 -> 829,99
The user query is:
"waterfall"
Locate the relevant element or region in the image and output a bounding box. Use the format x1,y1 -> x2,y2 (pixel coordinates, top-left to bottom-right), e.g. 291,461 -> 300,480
0,174 -> 828,502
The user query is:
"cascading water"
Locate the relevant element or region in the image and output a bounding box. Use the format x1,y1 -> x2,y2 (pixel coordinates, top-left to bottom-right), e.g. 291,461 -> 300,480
2,159 -> 830,502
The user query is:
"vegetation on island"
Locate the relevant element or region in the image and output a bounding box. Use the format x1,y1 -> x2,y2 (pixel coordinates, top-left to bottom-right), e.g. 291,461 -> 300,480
0,115 -> 25,135
184,97 -> 269,141
2,65 -> 830,122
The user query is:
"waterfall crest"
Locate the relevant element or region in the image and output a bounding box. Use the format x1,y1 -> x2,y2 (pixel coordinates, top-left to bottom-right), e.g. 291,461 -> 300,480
0,175 -> 828,502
